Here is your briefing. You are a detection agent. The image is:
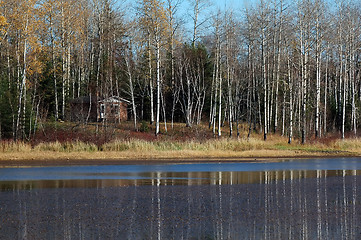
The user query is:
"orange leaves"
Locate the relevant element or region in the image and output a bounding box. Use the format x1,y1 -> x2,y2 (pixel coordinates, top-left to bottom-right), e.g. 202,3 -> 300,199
0,15 -> 7,40
0,15 -> 7,27
139,0 -> 170,41
1,0 -> 40,51
1,0 -> 47,84
27,42 -> 44,76
0,1 -> 5,38
27,56 -> 43,76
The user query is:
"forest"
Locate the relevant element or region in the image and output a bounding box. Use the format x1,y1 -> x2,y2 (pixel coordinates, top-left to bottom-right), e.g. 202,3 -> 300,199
0,0 -> 361,144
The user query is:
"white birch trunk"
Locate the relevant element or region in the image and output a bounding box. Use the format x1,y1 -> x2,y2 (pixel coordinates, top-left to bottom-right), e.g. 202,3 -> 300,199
262,28 -> 267,141
324,45 -> 329,135
61,3 -> 66,119
315,14 -> 321,138
148,35 -> 154,125
186,65 -> 192,127
226,33 -> 232,137
218,64 -> 222,138
125,51 -> 137,130
274,5 -> 283,133
342,60 -> 346,139
288,55 -> 293,144
50,13 -> 59,120
155,40 -> 160,136
16,17 -> 29,139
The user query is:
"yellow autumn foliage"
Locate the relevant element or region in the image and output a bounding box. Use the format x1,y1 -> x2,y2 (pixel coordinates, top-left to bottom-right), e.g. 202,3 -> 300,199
139,0 -> 170,41
0,15 -> 7,39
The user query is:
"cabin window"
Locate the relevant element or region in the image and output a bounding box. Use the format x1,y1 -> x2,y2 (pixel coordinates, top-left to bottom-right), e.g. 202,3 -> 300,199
100,104 -> 105,118
113,104 -> 120,115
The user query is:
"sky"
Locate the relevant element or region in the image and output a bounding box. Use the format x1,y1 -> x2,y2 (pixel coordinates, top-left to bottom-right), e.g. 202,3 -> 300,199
177,0 -> 252,38
182,0 -> 251,14
120,0 -> 256,40
214,0 -> 249,10
120,0 -> 252,16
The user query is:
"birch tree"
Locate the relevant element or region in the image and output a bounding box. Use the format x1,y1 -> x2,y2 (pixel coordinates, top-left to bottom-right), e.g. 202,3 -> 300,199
165,0 -> 182,128
295,0 -> 313,144
189,0 -> 209,46
139,0 -> 169,135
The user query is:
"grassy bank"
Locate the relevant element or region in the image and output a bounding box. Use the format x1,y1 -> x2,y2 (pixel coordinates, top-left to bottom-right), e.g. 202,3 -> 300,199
1,135 -> 361,162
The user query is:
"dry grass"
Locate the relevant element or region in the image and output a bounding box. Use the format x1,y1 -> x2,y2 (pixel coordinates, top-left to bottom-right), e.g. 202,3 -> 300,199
34,141 -> 98,152
101,138 -> 271,152
332,138 -> 361,153
0,141 -> 32,153
1,134 -> 361,162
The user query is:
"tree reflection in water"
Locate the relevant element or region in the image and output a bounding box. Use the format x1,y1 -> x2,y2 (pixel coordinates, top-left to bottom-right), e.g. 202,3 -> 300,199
0,170 -> 360,239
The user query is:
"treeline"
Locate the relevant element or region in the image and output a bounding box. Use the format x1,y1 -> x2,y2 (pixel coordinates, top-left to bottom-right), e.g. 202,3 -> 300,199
0,0 -> 361,143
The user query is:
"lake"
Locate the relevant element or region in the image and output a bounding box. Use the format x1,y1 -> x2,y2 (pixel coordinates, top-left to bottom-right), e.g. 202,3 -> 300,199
0,158 -> 360,239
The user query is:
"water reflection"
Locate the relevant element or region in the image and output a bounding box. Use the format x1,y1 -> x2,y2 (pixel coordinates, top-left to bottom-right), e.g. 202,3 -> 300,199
0,169 -> 360,239
0,169 -> 360,190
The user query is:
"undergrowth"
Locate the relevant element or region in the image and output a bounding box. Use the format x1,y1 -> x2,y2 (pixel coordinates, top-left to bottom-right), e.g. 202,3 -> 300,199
2,127 -> 361,156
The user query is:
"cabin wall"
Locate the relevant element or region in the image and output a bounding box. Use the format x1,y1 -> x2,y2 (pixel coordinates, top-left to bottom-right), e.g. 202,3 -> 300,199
98,101 -> 128,122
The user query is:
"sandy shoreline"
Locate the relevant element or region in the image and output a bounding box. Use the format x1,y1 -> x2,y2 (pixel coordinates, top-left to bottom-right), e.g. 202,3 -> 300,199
0,149 -> 359,166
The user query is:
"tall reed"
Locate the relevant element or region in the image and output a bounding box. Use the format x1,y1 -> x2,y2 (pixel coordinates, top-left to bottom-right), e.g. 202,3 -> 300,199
0,141 -> 32,153
34,141 -> 98,152
101,138 -> 270,152
333,138 -> 361,151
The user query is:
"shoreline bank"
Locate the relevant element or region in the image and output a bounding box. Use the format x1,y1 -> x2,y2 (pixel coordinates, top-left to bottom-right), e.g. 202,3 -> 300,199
0,149 -> 359,166
2,136 -> 361,166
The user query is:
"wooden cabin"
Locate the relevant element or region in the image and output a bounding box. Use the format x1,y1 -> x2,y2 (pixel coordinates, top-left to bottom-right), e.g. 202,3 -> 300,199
69,96 -> 129,122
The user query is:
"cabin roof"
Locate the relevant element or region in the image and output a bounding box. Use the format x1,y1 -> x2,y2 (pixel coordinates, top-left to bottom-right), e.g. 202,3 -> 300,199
98,96 -> 131,104
71,96 -> 131,105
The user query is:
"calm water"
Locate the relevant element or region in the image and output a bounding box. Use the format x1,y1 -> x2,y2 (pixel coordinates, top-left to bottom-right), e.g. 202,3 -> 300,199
0,158 -> 361,239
